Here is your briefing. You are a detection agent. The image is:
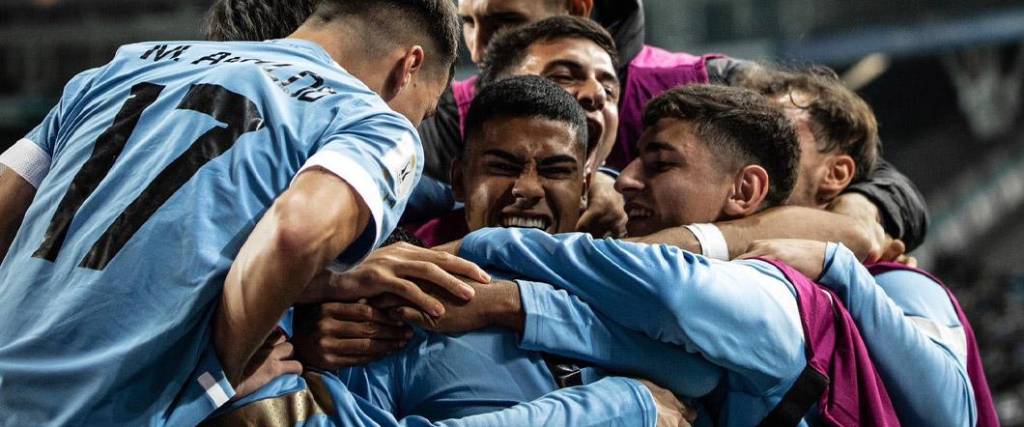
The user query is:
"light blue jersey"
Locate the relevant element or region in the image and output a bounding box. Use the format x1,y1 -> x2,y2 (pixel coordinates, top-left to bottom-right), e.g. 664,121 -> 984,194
820,254 -> 976,426
211,370 -> 656,427
0,39 -> 421,426
458,228 -> 816,426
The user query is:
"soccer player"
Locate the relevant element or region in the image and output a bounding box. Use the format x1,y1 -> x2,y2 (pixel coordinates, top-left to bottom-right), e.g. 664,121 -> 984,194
440,0 -> 930,248
192,0 -> 927,248
0,1 -> 462,425
738,69 -> 997,427
209,76 -> 694,427
398,84 -> 901,426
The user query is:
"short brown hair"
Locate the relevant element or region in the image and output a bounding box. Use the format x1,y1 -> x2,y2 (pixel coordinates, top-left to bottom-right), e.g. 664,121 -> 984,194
644,84 -> 800,208
739,66 -> 880,183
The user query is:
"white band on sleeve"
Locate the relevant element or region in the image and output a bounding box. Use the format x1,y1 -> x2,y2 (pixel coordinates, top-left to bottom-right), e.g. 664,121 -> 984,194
685,223 -> 730,260
294,150 -> 385,249
0,139 -> 52,188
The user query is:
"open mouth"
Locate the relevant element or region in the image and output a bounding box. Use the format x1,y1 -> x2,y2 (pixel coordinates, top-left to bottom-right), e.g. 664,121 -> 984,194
625,204 -> 653,219
500,215 -> 551,231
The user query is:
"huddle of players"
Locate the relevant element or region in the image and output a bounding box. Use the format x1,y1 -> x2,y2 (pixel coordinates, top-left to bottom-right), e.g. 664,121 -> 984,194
0,0 -> 1000,426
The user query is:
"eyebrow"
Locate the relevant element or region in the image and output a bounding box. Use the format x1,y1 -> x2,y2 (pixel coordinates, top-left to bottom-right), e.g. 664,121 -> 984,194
482,11 -> 529,22
643,141 -> 677,154
538,155 -> 580,167
482,149 -> 523,163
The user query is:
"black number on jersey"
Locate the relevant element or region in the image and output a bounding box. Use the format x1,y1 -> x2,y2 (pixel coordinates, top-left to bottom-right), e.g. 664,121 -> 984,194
34,82 -> 265,270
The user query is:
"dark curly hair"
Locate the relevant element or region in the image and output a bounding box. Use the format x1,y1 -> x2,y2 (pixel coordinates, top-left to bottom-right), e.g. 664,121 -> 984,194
478,15 -> 619,88
644,84 -> 800,208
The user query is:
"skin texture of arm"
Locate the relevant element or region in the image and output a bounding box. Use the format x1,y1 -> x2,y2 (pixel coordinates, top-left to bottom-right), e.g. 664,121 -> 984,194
0,167 -> 36,261
215,168 -> 370,385
630,205 -> 885,261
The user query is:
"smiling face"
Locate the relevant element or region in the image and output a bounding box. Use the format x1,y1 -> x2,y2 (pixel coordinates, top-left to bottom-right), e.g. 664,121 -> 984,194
458,0 -> 565,63
615,118 -> 736,237
455,115 -> 587,234
510,37 -> 620,171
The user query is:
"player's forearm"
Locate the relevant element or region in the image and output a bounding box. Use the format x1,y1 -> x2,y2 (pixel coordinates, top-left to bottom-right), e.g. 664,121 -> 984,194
717,206 -> 876,259
516,280 -> 724,398
0,167 -> 36,260
628,206 -> 876,260
216,170 -> 370,384
429,377 -> 656,427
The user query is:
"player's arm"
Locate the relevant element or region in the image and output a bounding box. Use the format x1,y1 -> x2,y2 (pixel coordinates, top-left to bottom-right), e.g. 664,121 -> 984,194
393,277 -> 724,398
629,205 -> 889,261
458,228 -> 805,382
424,377 -> 684,427
0,166 -> 36,260
741,240 -> 975,427
215,168 -> 371,385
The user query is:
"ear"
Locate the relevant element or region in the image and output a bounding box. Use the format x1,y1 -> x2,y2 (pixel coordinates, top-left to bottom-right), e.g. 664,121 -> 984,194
568,0 -> 594,17
381,46 -> 426,101
451,158 -> 467,203
722,165 -> 770,218
817,154 -> 855,205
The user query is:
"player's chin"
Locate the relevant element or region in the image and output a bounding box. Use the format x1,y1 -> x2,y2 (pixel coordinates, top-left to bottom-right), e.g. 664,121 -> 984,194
625,218 -> 657,238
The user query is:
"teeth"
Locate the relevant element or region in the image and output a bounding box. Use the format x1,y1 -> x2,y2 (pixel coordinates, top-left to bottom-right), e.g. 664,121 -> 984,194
502,216 -> 548,230
628,208 -> 652,218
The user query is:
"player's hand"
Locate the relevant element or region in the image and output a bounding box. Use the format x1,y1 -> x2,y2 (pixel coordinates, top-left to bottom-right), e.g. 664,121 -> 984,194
233,330 -> 303,400
291,301 -> 412,370
826,193 -> 906,263
386,279 -> 524,334
576,173 -> 628,238
638,379 -> 697,427
298,242 -> 490,317
739,239 -> 830,280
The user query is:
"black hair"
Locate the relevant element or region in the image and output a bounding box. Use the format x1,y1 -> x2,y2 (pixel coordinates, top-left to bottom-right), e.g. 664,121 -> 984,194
644,84 -> 800,208
463,75 -> 588,158
202,0 -> 316,41
314,0 -> 460,79
479,15 -> 619,88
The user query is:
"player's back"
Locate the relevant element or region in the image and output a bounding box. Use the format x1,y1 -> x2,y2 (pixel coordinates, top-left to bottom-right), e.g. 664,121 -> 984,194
0,39 -> 416,426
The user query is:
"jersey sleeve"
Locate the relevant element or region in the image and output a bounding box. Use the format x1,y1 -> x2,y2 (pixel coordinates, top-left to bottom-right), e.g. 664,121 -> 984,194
818,244 -> 975,427
516,279 -> 724,398
426,377 -> 655,427
459,228 -> 805,387
0,68 -> 102,188
298,112 -> 424,269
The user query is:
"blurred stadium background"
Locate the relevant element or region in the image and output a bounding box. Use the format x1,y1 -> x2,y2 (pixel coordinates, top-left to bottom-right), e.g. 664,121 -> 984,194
1,0 -> 1022,424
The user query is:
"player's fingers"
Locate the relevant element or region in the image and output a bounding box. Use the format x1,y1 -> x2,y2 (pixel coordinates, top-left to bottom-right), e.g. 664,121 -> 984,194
322,302 -> 394,324
420,248 -> 491,285
400,261 -> 475,301
368,294 -> 407,311
384,278 -> 446,317
881,239 -> 906,262
391,306 -> 437,330
277,359 -> 304,376
330,338 -> 409,356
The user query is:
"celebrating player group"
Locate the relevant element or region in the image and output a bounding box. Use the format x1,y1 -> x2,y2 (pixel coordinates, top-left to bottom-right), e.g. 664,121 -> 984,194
0,0 -> 1000,426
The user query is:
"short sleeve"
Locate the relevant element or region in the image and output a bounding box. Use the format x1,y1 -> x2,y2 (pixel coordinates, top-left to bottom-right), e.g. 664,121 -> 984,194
1,67 -> 101,188
297,112 -> 423,269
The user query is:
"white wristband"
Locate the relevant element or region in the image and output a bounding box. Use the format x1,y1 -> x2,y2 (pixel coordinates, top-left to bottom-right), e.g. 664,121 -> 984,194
685,223 -> 730,260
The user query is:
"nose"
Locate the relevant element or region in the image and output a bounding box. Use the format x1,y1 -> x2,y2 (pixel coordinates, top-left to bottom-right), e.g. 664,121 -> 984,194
615,159 -> 644,198
470,26 -> 493,64
511,170 -> 544,206
574,78 -> 607,113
